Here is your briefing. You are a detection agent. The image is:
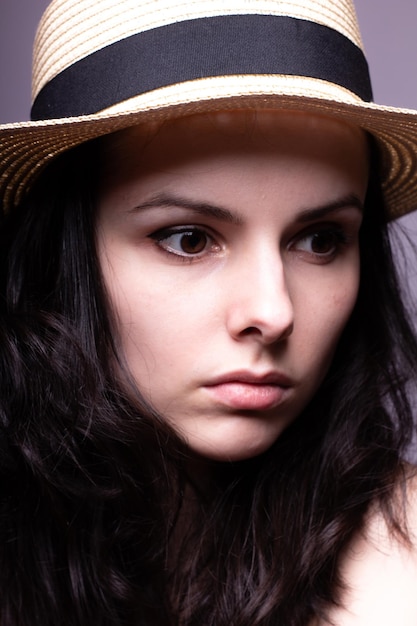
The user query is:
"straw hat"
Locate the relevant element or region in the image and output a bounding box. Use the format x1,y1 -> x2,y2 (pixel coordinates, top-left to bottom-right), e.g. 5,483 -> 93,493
1,0 -> 417,217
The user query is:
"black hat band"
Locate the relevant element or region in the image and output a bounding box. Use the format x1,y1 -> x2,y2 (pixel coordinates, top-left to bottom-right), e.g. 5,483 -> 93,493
31,14 -> 373,121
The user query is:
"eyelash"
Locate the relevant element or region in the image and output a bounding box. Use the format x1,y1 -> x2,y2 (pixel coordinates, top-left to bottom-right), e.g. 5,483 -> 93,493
149,224 -> 351,263
149,226 -> 220,260
291,224 -> 351,262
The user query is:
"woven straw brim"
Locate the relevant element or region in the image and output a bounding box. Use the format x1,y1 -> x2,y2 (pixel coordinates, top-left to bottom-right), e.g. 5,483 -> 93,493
1,77 -> 417,218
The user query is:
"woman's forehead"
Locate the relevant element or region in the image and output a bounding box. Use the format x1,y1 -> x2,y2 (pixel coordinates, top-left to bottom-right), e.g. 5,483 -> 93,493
99,109 -> 369,177
97,109 -> 369,226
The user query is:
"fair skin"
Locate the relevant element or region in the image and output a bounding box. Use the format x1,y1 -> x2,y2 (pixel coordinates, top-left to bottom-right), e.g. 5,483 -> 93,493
320,479 -> 417,626
97,110 -> 367,462
96,110 -> 417,622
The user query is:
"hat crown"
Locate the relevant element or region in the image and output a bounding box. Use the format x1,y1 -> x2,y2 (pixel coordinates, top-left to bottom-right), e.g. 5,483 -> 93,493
32,0 -> 365,103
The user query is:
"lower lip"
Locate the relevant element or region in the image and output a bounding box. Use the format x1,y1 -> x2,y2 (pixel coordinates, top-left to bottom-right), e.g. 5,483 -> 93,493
204,382 -> 288,411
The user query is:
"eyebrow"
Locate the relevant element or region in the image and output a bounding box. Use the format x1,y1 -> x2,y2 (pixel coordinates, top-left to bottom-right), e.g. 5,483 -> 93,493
296,194 -> 364,223
130,192 -> 363,224
130,193 -> 243,225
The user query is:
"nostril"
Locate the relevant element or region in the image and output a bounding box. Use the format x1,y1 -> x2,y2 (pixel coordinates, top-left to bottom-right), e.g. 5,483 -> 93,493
241,326 -> 260,336
238,320 -> 294,343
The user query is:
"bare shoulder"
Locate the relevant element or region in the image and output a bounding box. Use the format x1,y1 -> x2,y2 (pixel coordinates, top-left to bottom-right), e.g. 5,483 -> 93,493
319,466 -> 417,625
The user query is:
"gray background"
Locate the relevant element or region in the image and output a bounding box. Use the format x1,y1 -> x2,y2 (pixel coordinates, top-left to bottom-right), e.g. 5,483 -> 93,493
1,0 -> 417,295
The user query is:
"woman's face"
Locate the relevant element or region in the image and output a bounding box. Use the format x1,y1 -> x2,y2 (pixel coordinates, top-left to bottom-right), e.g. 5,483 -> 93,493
97,111 -> 368,461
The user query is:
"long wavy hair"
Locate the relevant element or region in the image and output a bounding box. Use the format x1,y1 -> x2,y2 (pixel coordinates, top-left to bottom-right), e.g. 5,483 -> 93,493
0,131 -> 416,626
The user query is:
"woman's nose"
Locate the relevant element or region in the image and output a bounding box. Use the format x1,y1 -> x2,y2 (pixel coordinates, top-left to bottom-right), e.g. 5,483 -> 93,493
225,251 -> 294,345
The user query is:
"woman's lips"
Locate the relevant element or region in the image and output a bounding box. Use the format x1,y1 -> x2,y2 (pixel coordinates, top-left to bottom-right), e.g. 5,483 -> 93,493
203,372 -> 292,411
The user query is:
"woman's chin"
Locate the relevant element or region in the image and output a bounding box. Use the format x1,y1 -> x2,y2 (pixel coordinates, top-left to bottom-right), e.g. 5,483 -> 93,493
180,424 -> 283,463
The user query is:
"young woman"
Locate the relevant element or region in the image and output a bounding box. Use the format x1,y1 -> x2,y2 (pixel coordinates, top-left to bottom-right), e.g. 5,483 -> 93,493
1,0 -> 417,624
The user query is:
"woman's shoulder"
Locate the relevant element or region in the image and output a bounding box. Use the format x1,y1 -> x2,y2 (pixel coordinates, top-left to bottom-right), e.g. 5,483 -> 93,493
319,465 -> 417,625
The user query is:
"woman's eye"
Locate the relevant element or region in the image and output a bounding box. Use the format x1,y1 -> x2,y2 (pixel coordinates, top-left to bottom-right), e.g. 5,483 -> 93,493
293,227 -> 347,260
150,227 -> 220,258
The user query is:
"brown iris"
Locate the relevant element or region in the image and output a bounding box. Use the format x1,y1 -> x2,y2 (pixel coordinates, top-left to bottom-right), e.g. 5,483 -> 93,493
178,230 -> 208,254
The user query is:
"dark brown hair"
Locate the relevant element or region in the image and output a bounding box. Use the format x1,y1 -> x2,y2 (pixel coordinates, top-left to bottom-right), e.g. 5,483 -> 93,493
0,135 -> 415,625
